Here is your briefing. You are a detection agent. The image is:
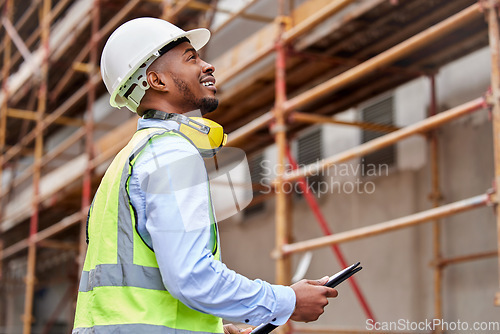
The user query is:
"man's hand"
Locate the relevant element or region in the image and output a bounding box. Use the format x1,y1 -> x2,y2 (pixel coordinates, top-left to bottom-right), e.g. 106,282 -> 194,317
290,276 -> 338,322
223,324 -> 252,334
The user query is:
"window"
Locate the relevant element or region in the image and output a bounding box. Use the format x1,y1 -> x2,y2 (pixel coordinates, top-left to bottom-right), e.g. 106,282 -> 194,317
361,96 -> 395,175
297,128 -> 323,195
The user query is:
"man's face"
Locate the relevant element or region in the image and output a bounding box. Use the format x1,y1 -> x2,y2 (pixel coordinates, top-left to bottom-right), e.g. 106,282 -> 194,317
150,42 -> 218,115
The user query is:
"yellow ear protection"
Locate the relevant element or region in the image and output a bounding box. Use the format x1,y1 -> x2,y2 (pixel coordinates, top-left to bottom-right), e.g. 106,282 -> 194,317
143,110 -> 227,158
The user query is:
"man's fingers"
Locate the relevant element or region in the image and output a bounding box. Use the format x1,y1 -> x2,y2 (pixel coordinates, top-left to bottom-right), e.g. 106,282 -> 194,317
325,287 -> 338,298
310,276 -> 329,285
224,324 -> 245,334
223,324 -> 252,334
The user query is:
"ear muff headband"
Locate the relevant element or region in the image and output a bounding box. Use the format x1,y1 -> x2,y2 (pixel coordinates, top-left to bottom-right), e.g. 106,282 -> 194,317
143,110 -> 227,157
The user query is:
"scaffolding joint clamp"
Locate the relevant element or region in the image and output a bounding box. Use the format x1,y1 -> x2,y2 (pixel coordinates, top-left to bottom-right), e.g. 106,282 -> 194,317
478,0 -> 500,13
484,87 -> 494,106
275,15 -> 293,31
428,191 -> 443,202
269,122 -> 287,135
483,88 -> 496,120
23,275 -> 38,286
486,187 -> 497,207
271,248 -> 284,260
429,257 -> 444,269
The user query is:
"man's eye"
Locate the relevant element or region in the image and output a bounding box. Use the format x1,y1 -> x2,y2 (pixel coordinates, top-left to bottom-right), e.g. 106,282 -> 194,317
188,54 -> 196,61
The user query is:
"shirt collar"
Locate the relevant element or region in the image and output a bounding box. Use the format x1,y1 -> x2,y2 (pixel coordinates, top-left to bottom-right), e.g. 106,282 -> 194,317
137,116 -> 181,132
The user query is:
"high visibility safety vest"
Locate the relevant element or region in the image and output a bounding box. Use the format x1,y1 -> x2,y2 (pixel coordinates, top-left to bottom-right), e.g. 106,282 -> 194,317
73,128 -> 223,334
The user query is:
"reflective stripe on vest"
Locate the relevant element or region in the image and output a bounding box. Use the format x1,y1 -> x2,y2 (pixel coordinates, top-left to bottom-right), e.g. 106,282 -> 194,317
73,128 -> 223,334
78,264 -> 165,292
75,323 -> 221,334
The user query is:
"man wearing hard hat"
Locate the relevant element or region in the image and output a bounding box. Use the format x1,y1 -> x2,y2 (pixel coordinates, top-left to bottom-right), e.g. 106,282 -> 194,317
72,18 -> 338,334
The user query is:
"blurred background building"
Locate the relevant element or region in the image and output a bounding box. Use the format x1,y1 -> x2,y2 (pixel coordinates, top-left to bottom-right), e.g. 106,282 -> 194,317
0,0 -> 499,333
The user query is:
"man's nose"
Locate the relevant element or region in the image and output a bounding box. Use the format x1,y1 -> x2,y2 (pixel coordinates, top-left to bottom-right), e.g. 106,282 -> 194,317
201,60 -> 215,74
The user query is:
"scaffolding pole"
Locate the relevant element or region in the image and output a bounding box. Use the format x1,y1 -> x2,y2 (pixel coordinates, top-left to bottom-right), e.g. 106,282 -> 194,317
274,0 -> 291,288
78,0 -> 99,272
428,74 -> 444,330
0,0 -> 12,329
435,250 -> 498,267
22,0 -> 50,332
0,0 -> 12,216
281,193 -> 492,256
486,0 -> 500,306
291,111 -> 400,134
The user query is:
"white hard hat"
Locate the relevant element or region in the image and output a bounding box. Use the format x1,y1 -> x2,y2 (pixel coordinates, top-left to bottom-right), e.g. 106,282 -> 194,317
101,17 -> 210,112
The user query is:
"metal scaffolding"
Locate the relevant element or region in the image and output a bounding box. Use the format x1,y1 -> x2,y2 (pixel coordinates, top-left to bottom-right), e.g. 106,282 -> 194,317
0,0 -> 498,333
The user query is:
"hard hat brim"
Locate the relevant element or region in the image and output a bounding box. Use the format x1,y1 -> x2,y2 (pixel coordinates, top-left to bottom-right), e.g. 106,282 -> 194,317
109,27 -> 211,111
183,28 -> 211,52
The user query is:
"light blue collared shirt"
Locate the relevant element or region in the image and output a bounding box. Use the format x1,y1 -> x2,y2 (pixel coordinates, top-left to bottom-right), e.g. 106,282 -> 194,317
127,117 -> 296,326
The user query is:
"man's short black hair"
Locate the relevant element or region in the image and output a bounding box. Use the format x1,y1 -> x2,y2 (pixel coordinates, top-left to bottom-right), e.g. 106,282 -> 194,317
158,37 -> 191,56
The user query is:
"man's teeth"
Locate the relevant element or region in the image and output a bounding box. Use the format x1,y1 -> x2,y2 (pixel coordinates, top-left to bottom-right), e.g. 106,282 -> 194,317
202,82 -> 214,86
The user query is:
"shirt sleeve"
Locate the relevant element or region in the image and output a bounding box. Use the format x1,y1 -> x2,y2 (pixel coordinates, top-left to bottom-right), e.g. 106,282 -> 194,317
129,134 -> 296,326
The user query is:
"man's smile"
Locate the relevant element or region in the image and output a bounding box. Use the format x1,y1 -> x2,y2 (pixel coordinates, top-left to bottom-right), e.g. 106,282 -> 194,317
200,75 -> 217,93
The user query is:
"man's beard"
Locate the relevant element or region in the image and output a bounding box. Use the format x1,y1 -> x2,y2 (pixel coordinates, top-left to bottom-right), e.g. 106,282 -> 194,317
197,97 -> 219,115
172,76 -> 219,115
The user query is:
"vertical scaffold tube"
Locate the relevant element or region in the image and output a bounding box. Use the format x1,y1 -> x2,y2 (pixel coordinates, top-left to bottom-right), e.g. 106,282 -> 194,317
429,75 -> 444,330
23,1 -> 50,333
487,0 -> 500,307
274,0 -> 291,288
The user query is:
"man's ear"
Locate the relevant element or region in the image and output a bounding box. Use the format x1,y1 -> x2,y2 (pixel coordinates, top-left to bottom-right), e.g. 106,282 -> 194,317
147,71 -> 169,92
